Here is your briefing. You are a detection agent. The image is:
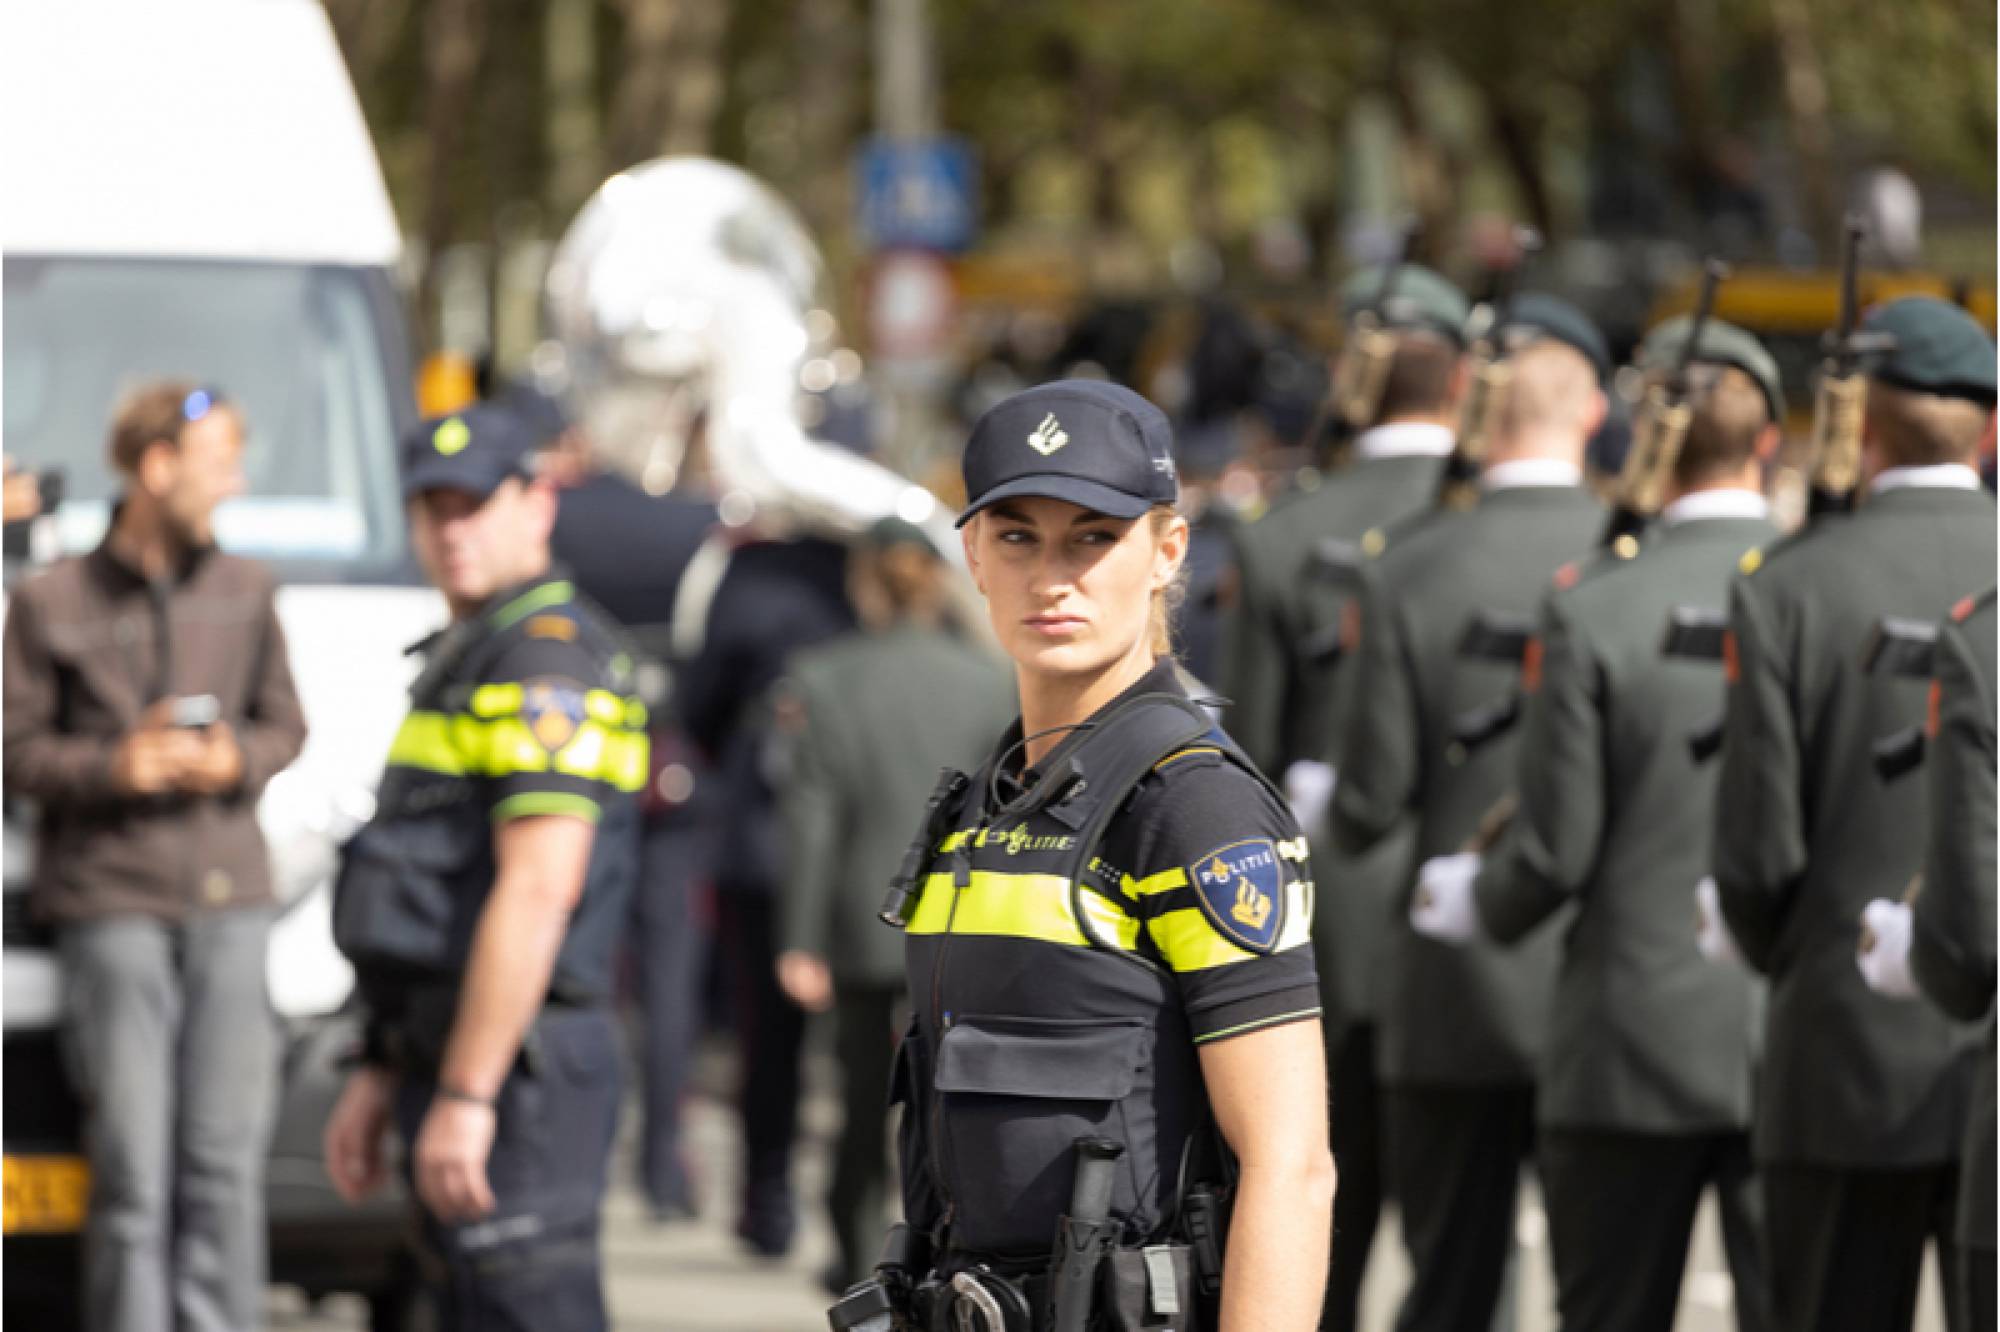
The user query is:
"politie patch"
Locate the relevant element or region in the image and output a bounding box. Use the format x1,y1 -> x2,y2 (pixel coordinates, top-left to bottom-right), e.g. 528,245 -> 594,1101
1188,838 -> 1286,954
522,679 -> 588,753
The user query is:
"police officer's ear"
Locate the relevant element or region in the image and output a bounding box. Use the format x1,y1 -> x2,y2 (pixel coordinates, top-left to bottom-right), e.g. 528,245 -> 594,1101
518,473 -> 561,544
1147,509 -> 1189,590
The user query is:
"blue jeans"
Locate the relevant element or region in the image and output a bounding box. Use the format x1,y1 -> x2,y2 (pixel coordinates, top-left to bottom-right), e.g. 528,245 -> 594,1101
394,1006 -> 621,1332
60,909 -> 279,1332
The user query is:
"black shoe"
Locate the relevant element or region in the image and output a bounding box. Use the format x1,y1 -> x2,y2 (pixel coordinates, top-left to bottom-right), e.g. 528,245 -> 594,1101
735,1204 -> 797,1259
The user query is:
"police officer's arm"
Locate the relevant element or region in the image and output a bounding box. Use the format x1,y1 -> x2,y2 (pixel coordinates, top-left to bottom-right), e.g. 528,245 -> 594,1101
1216,531 -> 1287,776
1200,1020 -> 1334,1331
1710,573 -> 1805,972
1909,612 -> 1997,1021
1330,562 -> 1419,855
1475,598 -> 1603,943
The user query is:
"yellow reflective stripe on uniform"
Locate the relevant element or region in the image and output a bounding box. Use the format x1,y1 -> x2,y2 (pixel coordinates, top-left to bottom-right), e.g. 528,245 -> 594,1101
467,683 -> 524,718
1123,866 -> 1188,897
385,709 -> 648,791
1150,874 -> 1314,971
492,791 -> 603,823
466,683 -> 645,731
904,869 -> 1142,951
386,712 -> 467,776
937,827 -> 984,854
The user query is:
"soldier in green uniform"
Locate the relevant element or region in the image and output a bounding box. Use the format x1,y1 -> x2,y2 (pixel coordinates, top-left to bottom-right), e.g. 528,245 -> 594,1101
771,517 -> 1014,1294
1214,266 -> 1469,1330
1709,297 -> 1997,1332
1331,303 -> 1609,1332
1857,586 -> 1998,1332
1410,320 -> 1786,1332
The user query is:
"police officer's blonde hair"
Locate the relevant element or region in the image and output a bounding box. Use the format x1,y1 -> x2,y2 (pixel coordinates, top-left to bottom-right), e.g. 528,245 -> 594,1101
1147,505 -> 1186,660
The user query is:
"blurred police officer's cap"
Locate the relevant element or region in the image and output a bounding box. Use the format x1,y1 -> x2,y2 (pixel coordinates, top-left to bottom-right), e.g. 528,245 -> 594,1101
1862,297 -> 1998,404
495,379 -> 573,449
1501,293 -> 1613,385
957,380 -> 1179,528
1174,416 -> 1244,479
1339,263 -> 1471,346
1638,316 -> 1786,423
864,514 -> 938,556
401,402 -> 538,501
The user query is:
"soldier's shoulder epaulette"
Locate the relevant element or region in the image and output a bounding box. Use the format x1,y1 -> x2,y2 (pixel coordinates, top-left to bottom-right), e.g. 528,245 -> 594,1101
1735,524 -> 1819,579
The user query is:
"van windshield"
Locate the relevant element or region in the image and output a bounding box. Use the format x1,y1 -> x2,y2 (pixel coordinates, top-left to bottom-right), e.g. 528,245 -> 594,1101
3,257 -> 413,583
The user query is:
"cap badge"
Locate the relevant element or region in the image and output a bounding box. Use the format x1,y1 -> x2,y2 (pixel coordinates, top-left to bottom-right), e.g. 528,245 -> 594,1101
1026,413 -> 1070,457
433,417 -> 472,457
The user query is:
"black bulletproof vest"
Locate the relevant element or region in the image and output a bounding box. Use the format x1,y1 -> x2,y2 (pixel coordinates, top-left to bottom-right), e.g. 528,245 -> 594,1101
332,590 -> 640,1019
889,691 -> 1278,1260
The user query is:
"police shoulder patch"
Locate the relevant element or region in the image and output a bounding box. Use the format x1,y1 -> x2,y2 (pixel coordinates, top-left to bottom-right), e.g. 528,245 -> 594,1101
521,678 -> 588,753
1187,837 -> 1286,955
524,613 -> 579,642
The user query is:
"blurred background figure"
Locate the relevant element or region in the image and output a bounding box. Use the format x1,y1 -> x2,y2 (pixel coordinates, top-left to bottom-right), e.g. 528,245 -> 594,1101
504,378 -> 722,1222
770,516 -> 1011,1294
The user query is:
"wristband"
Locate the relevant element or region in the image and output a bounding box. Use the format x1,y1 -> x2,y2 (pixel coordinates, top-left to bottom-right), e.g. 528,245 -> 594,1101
435,1084 -> 494,1109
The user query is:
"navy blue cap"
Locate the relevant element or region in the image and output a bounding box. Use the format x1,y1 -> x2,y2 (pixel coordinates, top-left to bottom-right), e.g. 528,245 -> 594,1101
957,380 -> 1179,527
401,403 -> 538,500
1500,293 -> 1612,385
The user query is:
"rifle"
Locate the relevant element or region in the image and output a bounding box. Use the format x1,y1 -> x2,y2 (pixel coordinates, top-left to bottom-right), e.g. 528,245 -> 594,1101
1329,221 -> 1423,434
1806,216 -> 1888,516
1602,259 -> 1730,548
1437,226 -> 1543,508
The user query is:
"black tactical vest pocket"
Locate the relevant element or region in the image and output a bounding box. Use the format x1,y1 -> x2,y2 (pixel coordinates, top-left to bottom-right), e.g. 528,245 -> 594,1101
932,1014 -> 1152,1256
331,810 -> 491,986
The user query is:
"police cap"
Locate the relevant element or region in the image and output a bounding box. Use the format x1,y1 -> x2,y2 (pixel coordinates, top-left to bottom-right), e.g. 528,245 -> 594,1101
401,402 -> 538,501
957,380 -> 1178,527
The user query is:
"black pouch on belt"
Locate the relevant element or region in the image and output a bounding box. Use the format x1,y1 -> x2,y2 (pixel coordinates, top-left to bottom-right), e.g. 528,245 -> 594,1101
1100,1245 -> 1199,1331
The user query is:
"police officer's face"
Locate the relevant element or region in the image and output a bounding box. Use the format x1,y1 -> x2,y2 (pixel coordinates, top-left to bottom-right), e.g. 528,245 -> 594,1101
964,496 -> 1185,678
409,477 -> 555,611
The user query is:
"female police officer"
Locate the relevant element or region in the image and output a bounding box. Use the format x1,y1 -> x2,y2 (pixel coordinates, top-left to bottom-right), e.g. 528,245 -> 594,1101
849,381 -> 1333,1331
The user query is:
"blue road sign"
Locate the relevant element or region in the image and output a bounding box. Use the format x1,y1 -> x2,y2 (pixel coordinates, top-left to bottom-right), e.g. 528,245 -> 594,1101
857,136 -> 978,253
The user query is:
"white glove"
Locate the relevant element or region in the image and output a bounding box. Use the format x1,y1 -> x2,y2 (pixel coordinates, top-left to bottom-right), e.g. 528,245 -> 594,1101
1857,898 -> 1919,999
1283,761 -> 1337,836
1695,877 -> 1744,965
1411,853 -> 1483,945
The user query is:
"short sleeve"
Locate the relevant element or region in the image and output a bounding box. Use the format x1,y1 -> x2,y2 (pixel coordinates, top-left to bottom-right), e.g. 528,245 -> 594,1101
468,620 -> 650,825
1114,750 -> 1321,1044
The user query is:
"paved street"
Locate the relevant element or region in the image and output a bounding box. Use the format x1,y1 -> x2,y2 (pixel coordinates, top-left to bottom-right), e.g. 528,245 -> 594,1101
268,1034 -> 1948,1331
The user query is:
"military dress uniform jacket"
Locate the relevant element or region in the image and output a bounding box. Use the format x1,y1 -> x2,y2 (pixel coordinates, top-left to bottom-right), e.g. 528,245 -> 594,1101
1714,483 -> 1995,1167
1220,450 -> 1448,778
1911,588 -> 1998,1250
334,570 -> 650,1028
1474,511 -> 1778,1132
1332,482 -> 1605,1086
776,621 -> 1014,986
893,660 -> 1320,1259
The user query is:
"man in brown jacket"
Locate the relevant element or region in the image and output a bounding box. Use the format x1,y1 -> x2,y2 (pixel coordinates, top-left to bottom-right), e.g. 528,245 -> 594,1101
3,380 -> 307,1332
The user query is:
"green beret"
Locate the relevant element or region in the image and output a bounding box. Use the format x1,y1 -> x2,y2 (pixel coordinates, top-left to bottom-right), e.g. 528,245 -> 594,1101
1862,297 -> 1997,403
864,515 -> 939,556
1638,316 -> 1786,423
1499,293 -> 1611,385
1340,263 -> 1470,346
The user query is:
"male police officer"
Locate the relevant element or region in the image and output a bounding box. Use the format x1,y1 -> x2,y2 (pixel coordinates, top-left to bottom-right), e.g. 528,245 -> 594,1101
1709,297 -> 1996,1332
323,404 -> 648,1330
1332,301 -> 1608,1332
1412,320 -> 1786,1332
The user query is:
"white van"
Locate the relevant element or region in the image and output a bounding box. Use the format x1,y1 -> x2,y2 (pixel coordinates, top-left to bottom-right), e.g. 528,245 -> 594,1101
2,1 -> 442,1320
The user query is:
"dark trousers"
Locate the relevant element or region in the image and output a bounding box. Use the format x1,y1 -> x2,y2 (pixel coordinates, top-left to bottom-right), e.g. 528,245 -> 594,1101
1322,1024 -> 1385,1332
1966,1247 -> 1996,1332
828,983 -> 904,1287
626,817 -> 710,1214
1763,1160 -> 1961,1332
1384,1083 -> 1535,1332
716,888 -> 806,1242
1539,1127 -> 1772,1332
394,1006 -> 622,1332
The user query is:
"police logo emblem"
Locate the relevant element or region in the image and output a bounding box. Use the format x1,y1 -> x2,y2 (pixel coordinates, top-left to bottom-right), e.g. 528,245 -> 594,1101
432,416 -> 471,456
1027,413 -> 1069,456
1187,838 -> 1286,954
522,680 -> 587,753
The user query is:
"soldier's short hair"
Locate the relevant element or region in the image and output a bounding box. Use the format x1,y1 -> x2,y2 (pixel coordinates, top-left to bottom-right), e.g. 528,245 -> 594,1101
1495,340 -> 1599,440
1865,380 -> 1990,469
1674,364 -> 1771,486
1375,332 -> 1462,423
